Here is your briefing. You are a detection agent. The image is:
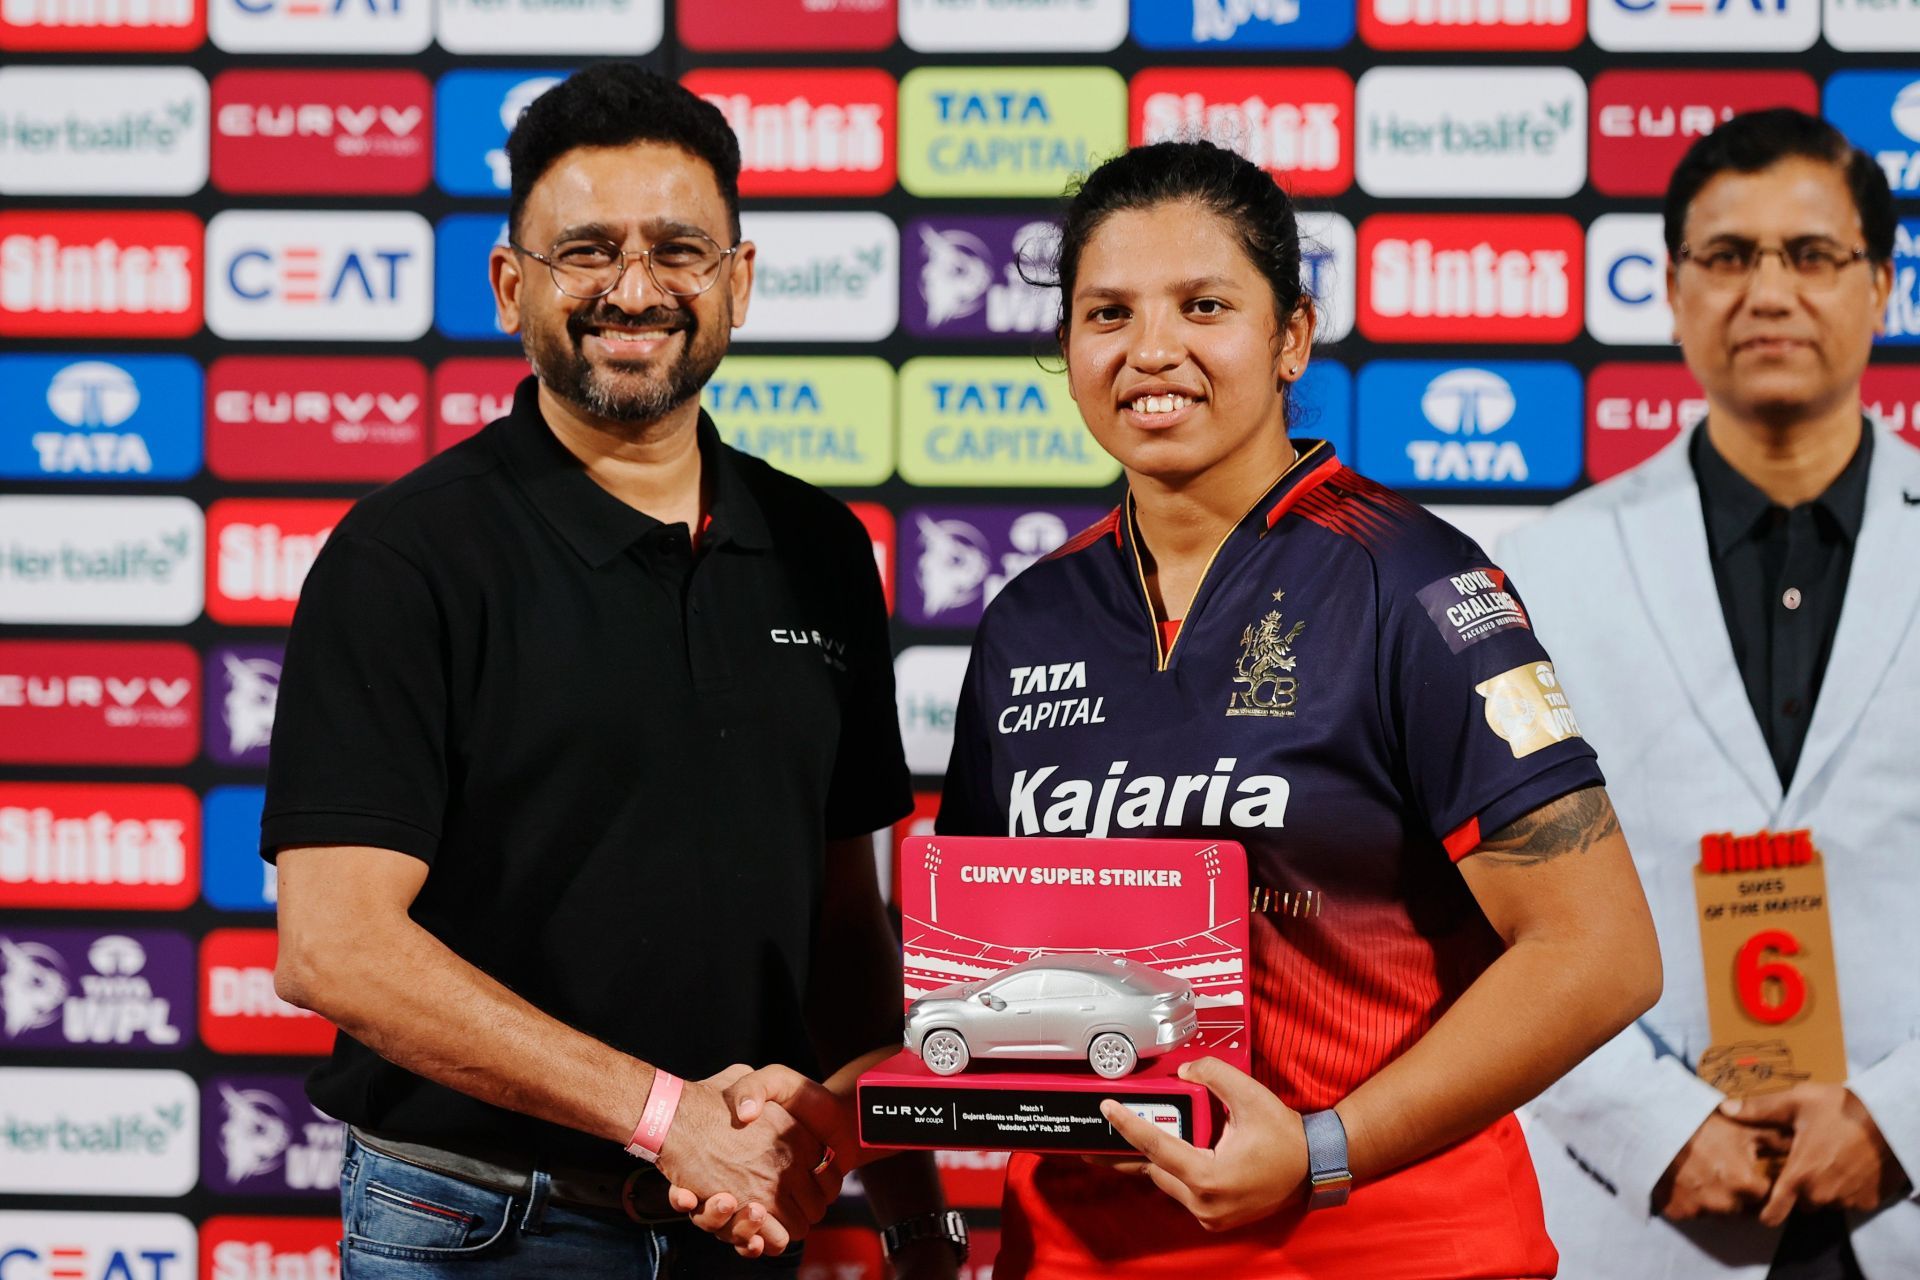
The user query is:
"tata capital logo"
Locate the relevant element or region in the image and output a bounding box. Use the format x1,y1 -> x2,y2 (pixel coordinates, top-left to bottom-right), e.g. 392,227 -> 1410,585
212,68 -> 430,195
901,0 -> 1128,50
0,355 -> 202,482
1357,361 -> 1582,488
1355,68 -> 1584,198
896,645 -> 970,774
0,496 -> 204,627
1585,213 -> 1671,346
686,68 -> 896,197
900,67 -> 1126,198
704,356 -> 896,487
433,70 -> 564,196
0,641 -> 199,767
1130,0 -> 1356,48
1358,0 -> 1584,48
0,210 -> 201,338
1591,0 -> 1818,51
1360,215 -> 1582,343
206,355 -> 427,483
1131,67 -> 1352,196
205,499 -> 349,626
0,783 -> 199,912
200,928 -> 336,1055
0,0 -> 205,49
737,212 -> 899,343
0,1212 -> 197,1280
208,0 -> 431,54
207,210 -> 431,341
903,505 -> 1107,629
1586,362 -> 1705,481
897,358 -> 1121,487
904,216 -> 1060,340
0,929 -> 191,1051
1589,70 -> 1818,196
1881,220 -> 1920,346
0,1067 -> 199,1196
0,66 -> 208,196
203,1075 -> 343,1195
1824,73 -> 1920,196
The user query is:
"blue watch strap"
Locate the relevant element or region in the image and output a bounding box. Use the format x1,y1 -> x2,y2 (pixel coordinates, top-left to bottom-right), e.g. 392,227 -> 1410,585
1303,1108 -> 1352,1209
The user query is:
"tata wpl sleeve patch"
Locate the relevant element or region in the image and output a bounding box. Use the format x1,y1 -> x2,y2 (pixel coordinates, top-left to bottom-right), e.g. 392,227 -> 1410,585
1415,567 -> 1531,654
1474,661 -> 1583,759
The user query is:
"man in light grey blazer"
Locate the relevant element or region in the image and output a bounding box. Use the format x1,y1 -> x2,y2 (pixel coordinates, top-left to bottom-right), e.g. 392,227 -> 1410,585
1501,110 -> 1919,1280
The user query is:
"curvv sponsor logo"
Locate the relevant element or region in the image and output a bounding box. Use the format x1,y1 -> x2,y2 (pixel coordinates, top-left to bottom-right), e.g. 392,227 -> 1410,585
0,1212 -> 196,1280
0,783 -> 199,912
1132,67 -> 1352,196
0,210 -> 201,338
202,1076 -> 343,1196
201,1216 -> 341,1280
1586,362 -> 1704,481
433,357 -> 525,453
903,215 -> 1060,340
1299,212 -> 1356,344
898,358 -> 1121,487
685,0 -> 895,51
0,66 -> 207,196
211,69 -> 429,196
434,214 -> 510,341
204,646 -> 281,769
0,929 -> 192,1050
736,211 -> 899,343
896,646 -> 970,775
0,355 -> 202,482
1355,67 -> 1584,198
208,0 -> 430,53
0,0 -> 204,49
440,0 -> 659,52
200,929 -> 336,1055
1590,0 -> 1818,52
1863,366 -> 1920,451
1882,220 -> 1920,346
705,356 -> 896,487
848,502 -> 897,614
1826,0 -> 1920,49
433,70 -> 564,197
206,356 -> 426,483
1131,0 -> 1355,47
0,1067 -> 198,1196
1359,214 -> 1582,343
686,68 -> 896,197
205,499 -> 349,627
1357,360 -> 1583,488
902,0 -> 1128,51
202,786 -> 275,913
0,496 -> 203,626
1589,70 -> 1816,196
900,67 -> 1125,198
207,210 -> 432,341
1359,0 -> 1583,48
0,641 -> 198,767
1586,214 -> 1671,346
902,505 -> 1108,629
1006,757 -> 1289,838
1825,73 -> 1920,196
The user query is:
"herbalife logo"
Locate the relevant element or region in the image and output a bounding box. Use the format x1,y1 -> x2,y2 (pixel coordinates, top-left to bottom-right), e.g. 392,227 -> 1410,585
1369,99 -> 1575,157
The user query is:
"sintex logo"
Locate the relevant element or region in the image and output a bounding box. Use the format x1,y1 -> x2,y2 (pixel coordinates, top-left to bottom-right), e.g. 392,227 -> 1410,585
1359,214 -> 1583,344
685,68 -> 896,197
0,210 -> 202,338
1131,67 -> 1352,196
0,0 -> 205,50
900,67 -> 1126,198
0,782 -> 200,911
1359,0 -> 1583,48
205,498 -> 350,626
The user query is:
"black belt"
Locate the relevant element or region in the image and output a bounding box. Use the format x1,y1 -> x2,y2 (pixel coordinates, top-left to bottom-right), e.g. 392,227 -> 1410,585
350,1126 -> 681,1224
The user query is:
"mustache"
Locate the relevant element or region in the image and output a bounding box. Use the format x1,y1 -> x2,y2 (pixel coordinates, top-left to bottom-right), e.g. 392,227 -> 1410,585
567,304 -> 695,341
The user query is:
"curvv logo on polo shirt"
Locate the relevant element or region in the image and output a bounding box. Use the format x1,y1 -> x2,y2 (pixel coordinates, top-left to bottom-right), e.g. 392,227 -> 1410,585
1586,214 -> 1671,346
204,645 -> 281,769
1358,0 -> 1584,48
0,0 -> 205,49
685,0 -> 892,50
1587,362 -> 1705,481
686,68 -> 897,198
0,496 -> 204,627
434,213 -> 509,341
736,211 -> 899,343
0,782 -> 200,912
433,357 -> 525,453
1356,360 -> 1583,489
439,0 -> 659,52
1880,220 -> 1920,346
0,354 -> 202,482
1825,73 -> 1920,197
1355,67 -> 1584,198
1863,366 -> 1920,452
899,67 -> 1126,198
1359,214 -> 1583,344
0,66 -> 208,196
1132,67 -> 1352,197
206,211 -> 432,341
0,1067 -> 199,1195
0,928 -> 192,1050
202,1075 -> 343,1196
207,0 -> 430,53
706,356 -> 896,487
1131,0 -> 1356,47
206,355 -> 427,483
1825,0 -> 1920,49
1589,70 -> 1817,196
896,645 -> 971,775
202,786 -> 276,913
200,929 -> 336,1055
1590,0 -> 1818,52
901,505 -> 1109,629
200,1216 -> 340,1280
433,70 -> 565,197
901,0 -> 1128,50
903,216 -> 1060,341
898,358 -> 1122,487
211,69 -> 430,196
0,1212 -> 197,1280
0,210 -> 202,339
205,498 -> 351,627
0,641 -> 199,767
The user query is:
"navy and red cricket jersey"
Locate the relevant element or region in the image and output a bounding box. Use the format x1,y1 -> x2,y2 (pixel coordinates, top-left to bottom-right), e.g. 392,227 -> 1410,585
937,441 -> 1598,1279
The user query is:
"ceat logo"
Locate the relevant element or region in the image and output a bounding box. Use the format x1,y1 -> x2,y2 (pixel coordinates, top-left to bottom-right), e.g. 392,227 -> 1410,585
201,787 -> 276,914
1585,213 -> 1671,346
1590,70 -> 1817,196
1355,67 -> 1585,198
1130,0 -> 1357,49
200,1215 -> 341,1280
212,69 -> 430,196
901,504 -> 1109,629
1355,359 -> 1583,488
206,210 -> 432,341
433,357 -> 526,453
896,645 -> 970,774
1881,220 -> 1920,346
1863,365 -> 1920,452
0,66 -> 209,197
1587,362 -> 1704,481
0,210 -> 201,338
1825,73 -> 1920,197
1359,0 -> 1583,48
201,1075 -> 343,1196
685,68 -> 896,197
0,354 -> 203,482
1358,214 -> 1583,344
199,928 -> 336,1055
0,641 -> 198,767
0,1211 -> 197,1280
683,0 -> 892,50
0,0 -> 204,50
1131,67 -> 1352,196
0,783 -> 198,911
901,0 -> 1129,50
206,356 -> 427,482
1590,0 -> 1818,52
432,70 -> 563,197
205,498 -> 352,626
208,0 -> 431,54
735,211 -> 900,343
846,502 -> 896,614
439,0 -> 659,52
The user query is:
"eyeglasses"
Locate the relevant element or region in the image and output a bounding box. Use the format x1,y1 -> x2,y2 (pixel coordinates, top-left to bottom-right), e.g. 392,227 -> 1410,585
509,233 -> 740,300
1675,239 -> 1871,290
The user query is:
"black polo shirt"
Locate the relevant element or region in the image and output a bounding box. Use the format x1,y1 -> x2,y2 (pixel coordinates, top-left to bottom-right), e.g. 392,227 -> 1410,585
262,376 -> 912,1171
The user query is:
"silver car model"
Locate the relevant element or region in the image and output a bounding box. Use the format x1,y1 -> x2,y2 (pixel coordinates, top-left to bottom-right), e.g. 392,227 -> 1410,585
905,954 -> 1198,1080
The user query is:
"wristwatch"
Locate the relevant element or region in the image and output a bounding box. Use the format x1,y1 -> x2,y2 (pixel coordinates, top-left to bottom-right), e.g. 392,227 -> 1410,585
1303,1109 -> 1353,1210
881,1209 -> 969,1264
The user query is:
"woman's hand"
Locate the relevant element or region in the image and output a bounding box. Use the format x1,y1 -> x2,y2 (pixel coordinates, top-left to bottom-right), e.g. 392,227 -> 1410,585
1098,1056 -> 1309,1232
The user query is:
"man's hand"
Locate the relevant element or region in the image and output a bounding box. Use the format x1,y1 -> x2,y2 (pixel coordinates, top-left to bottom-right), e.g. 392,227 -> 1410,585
1651,1110 -> 1786,1220
1720,1085 -> 1912,1226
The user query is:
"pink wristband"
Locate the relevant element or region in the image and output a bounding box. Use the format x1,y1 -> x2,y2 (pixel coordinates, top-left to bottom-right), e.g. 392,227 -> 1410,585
625,1070 -> 683,1163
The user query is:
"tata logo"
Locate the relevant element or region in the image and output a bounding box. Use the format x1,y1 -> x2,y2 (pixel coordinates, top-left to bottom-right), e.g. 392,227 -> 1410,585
900,67 -> 1125,198
205,498 -> 351,626
0,1211 -> 196,1280
435,214 -> 512,341
737,211 -> 899,343
1359,214 -> 1582,344
198,1215 -> 341,1280
1880,220 -> 1920,346
1589,70 -> 1818,195
201,786 -> 275,913
1586,362 -> 1704,480
899,358 -> 1119,486
204,646 -> 281,768
203,1075 -> 343,1195
208,0 -> 431,53
206,355 -> 426,482
0,783 -> 198,912
0,354 -> 201,482
1130,0 -> 1356,48
200,929 -> 336,1055
1359,0 -> 1583,48
0,496 -> 204,627
704,356 -> 896,487
432,70 -> 562,196
1862,366 -> 1920,451
1824,73 -> 1920,194
433,356 -> 525,452
686,68 -> 895,197
0,210 -> 201,338
0,0 -> 205,49
1355,68 -> 1584,198
1591,0 -> 1817,50
438,0 -> 659,52
1131,67 -> 1352,196
901,505 -> 1106,628
0,1067 -> 199,1196
903,216 -> 1060,340
207,210 -> 431,340
0,66 -> 208,196
211,68 -> 430,195
896,645 -> 971,773
1585,214 -> 1672,346
901,0 -> 1128,50
1357,360 -> 1582,488
0,928 -> 191,1050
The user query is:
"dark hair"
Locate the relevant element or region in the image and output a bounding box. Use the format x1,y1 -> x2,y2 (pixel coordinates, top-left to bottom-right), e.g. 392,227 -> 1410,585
1664,108 -> 1895,263
505,63 -> 742,244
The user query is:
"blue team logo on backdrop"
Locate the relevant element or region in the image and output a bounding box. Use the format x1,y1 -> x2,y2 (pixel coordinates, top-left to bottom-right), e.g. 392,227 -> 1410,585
1825,73 -> 1920,196
1884,219 -> 1920,345
1356,361 -> 1581,489
434,70 -> 568,196
1130,0 -> 1354,49
0,355 -> 202,482
203,785 -> 275,912
437,215 -> 513,341
1291,361 -> 1352,466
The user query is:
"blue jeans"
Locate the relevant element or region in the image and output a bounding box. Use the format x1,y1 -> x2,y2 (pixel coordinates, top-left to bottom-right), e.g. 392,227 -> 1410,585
339,1131 -> 804,1278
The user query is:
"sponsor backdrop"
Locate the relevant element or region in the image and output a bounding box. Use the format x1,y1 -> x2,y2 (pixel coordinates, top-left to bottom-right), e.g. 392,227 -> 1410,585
3,0 -> 1919,1270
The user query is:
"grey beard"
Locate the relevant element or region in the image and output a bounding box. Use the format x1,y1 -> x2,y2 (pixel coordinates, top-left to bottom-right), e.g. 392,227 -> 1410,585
524,301 -> 727,425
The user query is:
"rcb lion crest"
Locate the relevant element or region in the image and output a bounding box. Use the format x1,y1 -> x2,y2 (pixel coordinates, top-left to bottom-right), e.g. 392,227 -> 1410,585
1227,590 -> 1306,718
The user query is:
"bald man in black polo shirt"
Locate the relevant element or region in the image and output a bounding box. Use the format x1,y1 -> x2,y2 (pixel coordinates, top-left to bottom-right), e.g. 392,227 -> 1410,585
265,67 -> 957,1279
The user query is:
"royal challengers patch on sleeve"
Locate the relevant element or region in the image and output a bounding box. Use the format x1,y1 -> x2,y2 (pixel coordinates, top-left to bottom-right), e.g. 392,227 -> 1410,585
1416,567 -> 1531,654
1474,661 -> 1582,758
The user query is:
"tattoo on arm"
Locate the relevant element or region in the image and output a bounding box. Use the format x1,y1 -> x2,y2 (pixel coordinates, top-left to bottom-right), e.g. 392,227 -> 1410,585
1474,787 -> 1622,868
